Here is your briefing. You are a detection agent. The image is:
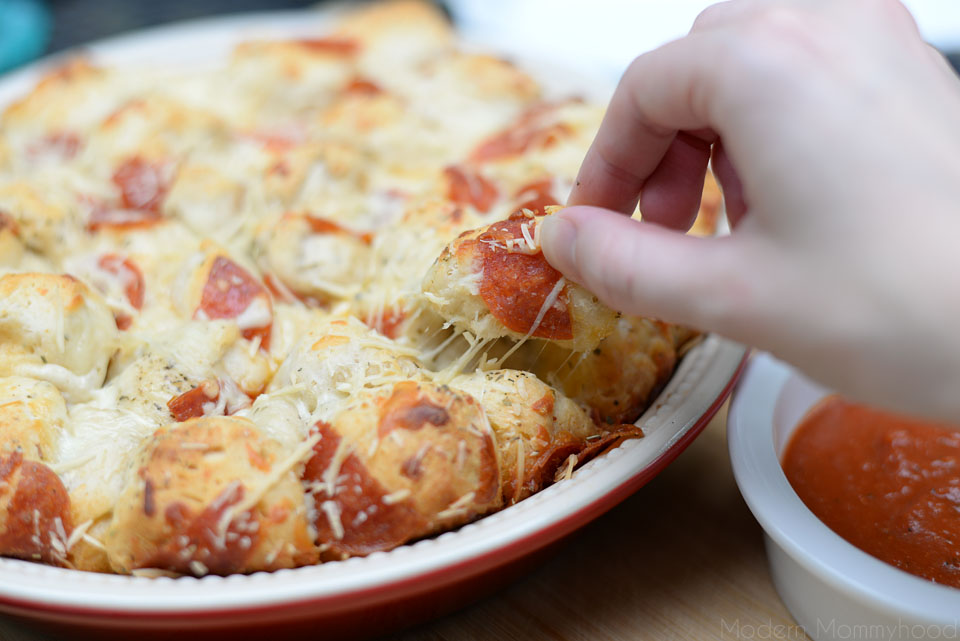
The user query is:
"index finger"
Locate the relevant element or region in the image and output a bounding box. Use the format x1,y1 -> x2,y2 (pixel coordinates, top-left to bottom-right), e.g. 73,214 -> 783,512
566,33 -> 723,215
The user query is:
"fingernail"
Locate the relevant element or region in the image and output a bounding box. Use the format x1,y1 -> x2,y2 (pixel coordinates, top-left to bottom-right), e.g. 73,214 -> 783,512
540,213 -> 579,278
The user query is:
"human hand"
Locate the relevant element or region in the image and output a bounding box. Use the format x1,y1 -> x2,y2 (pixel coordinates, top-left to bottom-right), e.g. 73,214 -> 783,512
540,0 -> 960,420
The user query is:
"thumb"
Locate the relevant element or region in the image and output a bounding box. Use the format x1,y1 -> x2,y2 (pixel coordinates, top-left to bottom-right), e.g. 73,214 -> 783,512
540,206 -> 756,334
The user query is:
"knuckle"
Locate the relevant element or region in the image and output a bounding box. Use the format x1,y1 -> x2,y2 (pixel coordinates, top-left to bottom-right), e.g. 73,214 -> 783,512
691,1 -> 736,32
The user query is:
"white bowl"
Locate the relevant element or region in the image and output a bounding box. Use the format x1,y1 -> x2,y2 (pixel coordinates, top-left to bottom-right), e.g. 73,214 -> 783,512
728,353 -> 960,641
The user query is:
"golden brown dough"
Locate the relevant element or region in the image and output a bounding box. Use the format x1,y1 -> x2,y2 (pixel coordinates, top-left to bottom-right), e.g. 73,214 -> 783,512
0,376 -> 67,461
302,380 -> 500,559
0,450 -> 73,566
512,316 -> 694,425
105,416 -> 316,576
450,369 -> 598,503
0,273 -> 118,400
0,183 -> 84,260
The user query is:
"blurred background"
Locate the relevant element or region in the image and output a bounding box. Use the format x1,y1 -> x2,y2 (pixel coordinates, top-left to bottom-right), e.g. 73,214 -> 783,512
0,0 -> 958,77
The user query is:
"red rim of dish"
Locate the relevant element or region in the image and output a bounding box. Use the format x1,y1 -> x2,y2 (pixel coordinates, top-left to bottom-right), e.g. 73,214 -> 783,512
0,353 -> 748,626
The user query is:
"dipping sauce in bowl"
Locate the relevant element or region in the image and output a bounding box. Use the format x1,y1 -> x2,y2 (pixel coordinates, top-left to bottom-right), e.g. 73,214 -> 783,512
782,395 -> 960,589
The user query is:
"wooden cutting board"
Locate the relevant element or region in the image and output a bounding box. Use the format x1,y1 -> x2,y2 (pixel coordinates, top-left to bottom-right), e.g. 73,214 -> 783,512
0,403 -> 808,641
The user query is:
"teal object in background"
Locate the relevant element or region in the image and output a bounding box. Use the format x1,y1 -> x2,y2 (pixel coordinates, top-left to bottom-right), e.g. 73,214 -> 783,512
0,0 -> 50,73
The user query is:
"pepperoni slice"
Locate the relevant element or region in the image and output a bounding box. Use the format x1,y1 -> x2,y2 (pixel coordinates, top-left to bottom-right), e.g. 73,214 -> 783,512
141,481 -> 260,576
378,382 -> 450,438
515,178 -> 558,215
27,132 -> 81,160
444,166 -> 498,213
198,257 -> 273,349
295,38 -> 360,55
305,215 -> 374,245
471,122 -> 572,163
531,391 -> 555,416
87,202 -> 162,231
470,102 -> 577,163
112,157 -> 170,214
302,423 -> 428,560
345,77 -> 382,95
88,157 -> 171,231
462,214 -> 573,340
0,451 -> 72,565
243,129 -> 304,154
167,380 -> 221,422
98,254 -> 145,309
0,211 -> 18,236
363,305 -> 406,339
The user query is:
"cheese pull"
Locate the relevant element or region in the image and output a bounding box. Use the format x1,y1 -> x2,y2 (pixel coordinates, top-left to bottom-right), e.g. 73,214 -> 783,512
422,207 -> 618,353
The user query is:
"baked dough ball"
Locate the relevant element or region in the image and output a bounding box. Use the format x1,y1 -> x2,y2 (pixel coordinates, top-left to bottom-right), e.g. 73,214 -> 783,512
1,59 -> 106,133
265,141 -> 371,215
515,316 -> 690,425
228,40 -> 357,121
0,273 -> 118,400
105,416 -> 316,576
163,163 -> 245,239
59,321 -> 253,533
253,213 -> 371,304
269,316 -> 423,421
0,182 -> 84,260
93,95 -> 229,163
422,209 -> 617,352
0,450 -> 73,566
0,376 -> 67,461
450,369 -> 600,503
333,0 -> 453,71
174,248 -> 273,349
302,380 -> 500,559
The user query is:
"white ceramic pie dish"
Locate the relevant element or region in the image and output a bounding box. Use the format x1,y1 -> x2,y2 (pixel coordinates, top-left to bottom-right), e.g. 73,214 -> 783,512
728,353 -> 960,641
0,10 -> 749,639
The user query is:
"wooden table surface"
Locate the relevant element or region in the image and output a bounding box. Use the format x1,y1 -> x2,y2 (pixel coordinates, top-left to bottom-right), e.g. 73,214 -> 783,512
0,403 -> 809,641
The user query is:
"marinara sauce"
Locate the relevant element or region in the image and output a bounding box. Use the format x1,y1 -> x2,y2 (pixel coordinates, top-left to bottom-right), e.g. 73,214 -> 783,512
782,395 -> 960,588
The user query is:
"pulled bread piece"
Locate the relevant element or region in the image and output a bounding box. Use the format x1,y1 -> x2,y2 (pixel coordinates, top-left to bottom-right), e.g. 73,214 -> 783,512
422,207 -> 618,353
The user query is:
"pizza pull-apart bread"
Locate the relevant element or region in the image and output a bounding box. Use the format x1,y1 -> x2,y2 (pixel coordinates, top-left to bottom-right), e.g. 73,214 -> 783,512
422,208 -> 618,352
104,416 -> 317,576
450,369 -> 642,504
0,273 -> 118,401
302,381 -> 500,560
